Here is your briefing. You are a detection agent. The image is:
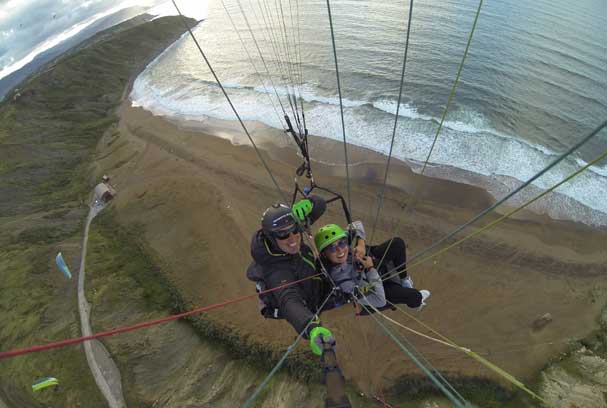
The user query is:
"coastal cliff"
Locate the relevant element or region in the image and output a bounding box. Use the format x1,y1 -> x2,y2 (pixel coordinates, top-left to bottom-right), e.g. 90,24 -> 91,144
1,12 -> 606,408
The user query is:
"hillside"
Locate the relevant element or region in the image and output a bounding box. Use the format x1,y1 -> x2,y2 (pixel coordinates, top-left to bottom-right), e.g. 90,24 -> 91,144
2,10 -> 607,408
0,15 -> 196,408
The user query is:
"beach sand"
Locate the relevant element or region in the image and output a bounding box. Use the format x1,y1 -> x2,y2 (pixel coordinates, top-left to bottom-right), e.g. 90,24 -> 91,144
93,101 -> 607,393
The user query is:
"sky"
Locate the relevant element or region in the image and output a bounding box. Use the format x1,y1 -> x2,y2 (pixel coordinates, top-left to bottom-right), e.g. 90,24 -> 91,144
0,0 -> 207,81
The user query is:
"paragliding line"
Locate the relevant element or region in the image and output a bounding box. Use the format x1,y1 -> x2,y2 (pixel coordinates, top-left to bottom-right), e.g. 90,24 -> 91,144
172,0 -> 289,205
420,0 -> 484,176
243,288 -> 336,408
234,0 -> 297,125
325,0 -> 352,214
394,118 -> 607,275
277,0 -> 303,132
379,298 -> 550,404
219,0 -> 287,132
369,0 -> 415,246
382,139 -> 607,282
360,302 -> 467,407
382,0 -> 484,272
362,299 -> 467,405
0,273 -> 321,360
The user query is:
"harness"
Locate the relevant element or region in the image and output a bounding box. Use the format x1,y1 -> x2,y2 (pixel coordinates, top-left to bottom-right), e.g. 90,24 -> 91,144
247,117 -> 355,320
245,250 -> 284,319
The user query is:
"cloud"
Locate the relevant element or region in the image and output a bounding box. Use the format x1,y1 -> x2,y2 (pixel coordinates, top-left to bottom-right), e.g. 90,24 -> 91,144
0,0 -> 165,79
0,0 -> 206,80
0,0 -> 100,65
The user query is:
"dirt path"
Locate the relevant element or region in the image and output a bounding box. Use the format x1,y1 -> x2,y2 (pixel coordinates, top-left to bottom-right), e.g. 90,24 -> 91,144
78,203 -> 126,408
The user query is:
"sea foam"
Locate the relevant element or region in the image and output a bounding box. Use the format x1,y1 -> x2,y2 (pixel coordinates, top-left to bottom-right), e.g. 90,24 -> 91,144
131,54 -> 607,227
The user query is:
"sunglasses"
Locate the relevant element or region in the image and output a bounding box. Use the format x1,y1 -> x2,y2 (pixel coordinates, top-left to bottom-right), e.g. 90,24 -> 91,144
326,238 -> 348,253
274,224 -> 301,240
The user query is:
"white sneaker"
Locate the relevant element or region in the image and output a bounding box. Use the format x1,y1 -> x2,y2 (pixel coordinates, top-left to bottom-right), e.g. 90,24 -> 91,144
400,276 -> 414,289
416,290 -> 431,311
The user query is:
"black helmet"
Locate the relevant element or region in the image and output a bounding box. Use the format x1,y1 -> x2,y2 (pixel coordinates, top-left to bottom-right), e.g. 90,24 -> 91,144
261,203 -> 296,237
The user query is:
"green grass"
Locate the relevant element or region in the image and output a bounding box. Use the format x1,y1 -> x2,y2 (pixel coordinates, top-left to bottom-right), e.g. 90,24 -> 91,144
0,16 -> 196,217
14,224 -> 77,245
86,210 -> 173,312
387,374 -> 540,407
0,244 -> 106,408
0,15 -> 196,408
85,208 -> 327,394
85,210 -> 176,407
42,209 -> 71,220
578,304 -> 607,358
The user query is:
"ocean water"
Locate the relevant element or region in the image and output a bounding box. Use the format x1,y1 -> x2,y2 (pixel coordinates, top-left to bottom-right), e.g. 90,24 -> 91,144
131,0 -> 607,226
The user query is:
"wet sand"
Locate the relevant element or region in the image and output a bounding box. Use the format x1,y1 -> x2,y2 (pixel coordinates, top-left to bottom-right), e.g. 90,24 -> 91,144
93,102 -> 607,394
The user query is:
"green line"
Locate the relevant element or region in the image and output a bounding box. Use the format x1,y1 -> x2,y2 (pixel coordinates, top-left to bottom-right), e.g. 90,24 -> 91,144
404,147 -> 607,275
420,0 -> 484,176
362,304 -> 467,407
242,289 -> 335,408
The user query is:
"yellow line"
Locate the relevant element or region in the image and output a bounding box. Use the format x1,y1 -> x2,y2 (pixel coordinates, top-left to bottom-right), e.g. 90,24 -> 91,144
371,299 -> 553,406
383,148 -> 607,281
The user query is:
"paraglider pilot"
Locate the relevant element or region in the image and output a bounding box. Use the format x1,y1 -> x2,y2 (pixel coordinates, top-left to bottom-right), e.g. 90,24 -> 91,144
247,196 -> 336,354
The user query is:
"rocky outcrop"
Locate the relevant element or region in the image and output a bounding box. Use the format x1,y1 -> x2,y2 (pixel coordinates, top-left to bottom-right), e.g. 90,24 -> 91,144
541,347 -> 607,407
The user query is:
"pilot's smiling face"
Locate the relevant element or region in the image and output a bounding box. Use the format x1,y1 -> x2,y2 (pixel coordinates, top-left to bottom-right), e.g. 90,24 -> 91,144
275,225 -> 301,254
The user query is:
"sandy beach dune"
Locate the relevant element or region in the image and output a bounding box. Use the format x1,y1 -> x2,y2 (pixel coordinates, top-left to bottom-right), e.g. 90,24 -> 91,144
94,101 -> 607,393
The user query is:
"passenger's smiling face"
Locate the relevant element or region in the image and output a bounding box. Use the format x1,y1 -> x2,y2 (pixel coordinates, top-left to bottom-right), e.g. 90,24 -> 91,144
323,238 -> 349,264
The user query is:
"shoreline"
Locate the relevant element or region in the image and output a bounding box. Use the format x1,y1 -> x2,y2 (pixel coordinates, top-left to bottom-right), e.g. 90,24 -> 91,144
134,105 -> 607,231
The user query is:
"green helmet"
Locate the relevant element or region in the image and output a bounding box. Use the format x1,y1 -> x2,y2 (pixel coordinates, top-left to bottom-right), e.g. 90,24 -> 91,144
314,224 -> 347,252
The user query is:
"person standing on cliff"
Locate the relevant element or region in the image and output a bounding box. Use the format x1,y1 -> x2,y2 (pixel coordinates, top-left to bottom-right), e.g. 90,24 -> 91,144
246,196 -> 336,356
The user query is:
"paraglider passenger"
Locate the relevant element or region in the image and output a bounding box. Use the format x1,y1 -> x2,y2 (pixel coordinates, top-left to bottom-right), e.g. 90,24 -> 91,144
247,196 -> 336,355
315,222 -> 430,312
315,223 -> 387,309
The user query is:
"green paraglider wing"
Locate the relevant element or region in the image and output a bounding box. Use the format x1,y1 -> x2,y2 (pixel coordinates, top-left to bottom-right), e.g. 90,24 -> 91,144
32,377 -> 59,391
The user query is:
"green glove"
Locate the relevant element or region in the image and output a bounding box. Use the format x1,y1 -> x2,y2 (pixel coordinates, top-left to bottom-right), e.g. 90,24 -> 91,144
292,199 -> 313,222
309,326 -> 335,356
359,282 -> 375,295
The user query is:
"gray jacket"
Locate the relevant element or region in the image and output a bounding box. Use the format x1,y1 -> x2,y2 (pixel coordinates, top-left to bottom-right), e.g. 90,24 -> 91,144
326,221 -> 386,308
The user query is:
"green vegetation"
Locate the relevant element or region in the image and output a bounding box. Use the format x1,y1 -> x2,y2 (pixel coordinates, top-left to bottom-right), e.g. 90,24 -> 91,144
84,209 -> 175,407
86,210 -> 173,313
389,374 -> 538,407
87,209 -> 326,381
0,15 -> 195,408
15,224 -> 78,245
580,304 -> 607,358
0,16 -> 194,217
0,243 -> 105,408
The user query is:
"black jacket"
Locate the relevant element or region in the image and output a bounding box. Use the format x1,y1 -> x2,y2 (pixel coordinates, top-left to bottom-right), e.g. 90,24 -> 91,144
247,195 -> 328,336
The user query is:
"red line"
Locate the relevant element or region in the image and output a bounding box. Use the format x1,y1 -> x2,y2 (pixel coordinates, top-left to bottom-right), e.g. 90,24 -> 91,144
0,273 -> 322,360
